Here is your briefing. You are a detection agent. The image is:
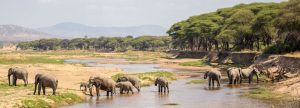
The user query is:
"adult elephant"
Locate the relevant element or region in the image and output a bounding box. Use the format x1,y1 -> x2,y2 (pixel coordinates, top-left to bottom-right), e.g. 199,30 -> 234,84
8,67 -> 28,86
204,70 -> 221,87
241,67 -> 260,84
33,73 -> 58,95
89,76 -> 116,96
227,67 -> 242,85
116,76 -> 141,92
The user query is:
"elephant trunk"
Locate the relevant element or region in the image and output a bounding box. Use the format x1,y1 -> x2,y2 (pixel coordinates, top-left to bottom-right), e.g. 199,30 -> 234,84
8,75 -> 11,86
33,81 -> 38,95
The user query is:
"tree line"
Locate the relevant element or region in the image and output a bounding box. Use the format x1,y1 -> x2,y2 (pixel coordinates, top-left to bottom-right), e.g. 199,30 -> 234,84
167,0 -> 299,54
17,36 -> 171,51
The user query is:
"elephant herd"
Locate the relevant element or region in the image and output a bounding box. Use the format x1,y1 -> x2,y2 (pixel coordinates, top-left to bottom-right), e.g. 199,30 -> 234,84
203,66 -> 261,87
7,65 -> 280,96
7,67 -> 58,95
6,67 -> 169,96
82,75 -> 169,96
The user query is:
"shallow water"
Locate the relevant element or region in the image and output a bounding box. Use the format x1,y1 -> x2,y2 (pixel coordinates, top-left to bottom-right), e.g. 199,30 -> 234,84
62,78 -> 298,108
63,58 -> 299,108
64,58 -> 178,73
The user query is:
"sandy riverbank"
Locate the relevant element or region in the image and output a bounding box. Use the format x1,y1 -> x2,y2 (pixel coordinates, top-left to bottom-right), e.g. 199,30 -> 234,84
0,64 -> 122,107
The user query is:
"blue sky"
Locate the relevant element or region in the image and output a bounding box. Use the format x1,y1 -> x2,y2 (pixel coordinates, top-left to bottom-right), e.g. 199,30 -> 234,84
0,0 -> 284,28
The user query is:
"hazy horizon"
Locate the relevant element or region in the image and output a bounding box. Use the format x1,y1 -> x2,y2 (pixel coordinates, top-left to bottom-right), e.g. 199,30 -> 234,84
0,0 -> 284,28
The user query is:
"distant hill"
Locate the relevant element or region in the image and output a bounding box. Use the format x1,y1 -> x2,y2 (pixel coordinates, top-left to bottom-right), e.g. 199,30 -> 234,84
36,22 -> 167,38
0,25 -> 54,42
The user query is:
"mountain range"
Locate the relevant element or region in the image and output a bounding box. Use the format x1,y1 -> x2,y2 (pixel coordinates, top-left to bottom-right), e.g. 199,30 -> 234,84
0,22 -> 168,41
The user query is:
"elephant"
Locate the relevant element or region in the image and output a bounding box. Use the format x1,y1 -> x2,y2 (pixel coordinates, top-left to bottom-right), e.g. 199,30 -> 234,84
204,70 -> 221,87
33,73 -> 58,95
241,67 -> 260,84
80,82 -> 91,93
116,81 -> 134,94
227,67 -> 242,85
8,67 -> 28,86
265,65 -> 283,82
154,77 -> 169,93
116,76 -> 141,92
89,76 -> 116,96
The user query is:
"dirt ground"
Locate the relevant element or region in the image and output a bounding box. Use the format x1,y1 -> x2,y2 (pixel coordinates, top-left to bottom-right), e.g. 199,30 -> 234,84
0,64 -> 122,107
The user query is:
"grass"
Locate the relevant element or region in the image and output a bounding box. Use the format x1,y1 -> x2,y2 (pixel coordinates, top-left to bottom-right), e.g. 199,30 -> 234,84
112,71 -> 176,87
0,83 -> 34,96
0,50 -> 170,64
179,59 -> 209,67
47,93 -> 83,105
186,79 -> 206,84
21,99 -> 51,108
243,87 -> 290,100
19,93 -> 83,108
0,56 -> 63,64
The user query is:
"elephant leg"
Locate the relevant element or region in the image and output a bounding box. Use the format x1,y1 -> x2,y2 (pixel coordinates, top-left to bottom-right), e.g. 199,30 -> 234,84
131,88 -> 134,94
249,77 -> 252,84
229,77 -> 232,84
167,85 -> 169,92
212,79 -> 215,87
120,88 -> 123,94
89,87 -> 93,96
13,77 -> 17,86
208,78 -> 211,87
136,86 -> 140,92
42,85 -> 46,95
160,85 -> 163,92
38,83 -> 42,95
127,90 -> 129,94
240,77 -> 243,84
158,85 -> 160,92
106,91 -> 109,96
23,78 -> 27,86
217,79 -> 220,87
96,87 -> 100,96
163,86 -> 166,92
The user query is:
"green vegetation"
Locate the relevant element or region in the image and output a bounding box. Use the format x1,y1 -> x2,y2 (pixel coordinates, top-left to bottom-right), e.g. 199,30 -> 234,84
0,56 -> 63,64
179,59 -> 209,67
47,93 -> 83,104
112,71 -> 176,86
0,83 -> 34,96
17,36 -> 171,52
21,99 -> 51,108
186,79 -> 206,84
168,0 -> 299,54
162,103 -> 179,106
243,87 -> 290,100
19,93 -> 83,108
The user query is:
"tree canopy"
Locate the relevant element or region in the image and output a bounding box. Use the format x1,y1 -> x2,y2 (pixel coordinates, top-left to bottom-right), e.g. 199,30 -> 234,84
17,36 -> 171,52
168,0 -> 299,54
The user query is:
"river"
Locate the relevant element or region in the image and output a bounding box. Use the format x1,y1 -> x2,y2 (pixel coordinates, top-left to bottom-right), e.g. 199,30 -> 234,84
62,58 -> 298,108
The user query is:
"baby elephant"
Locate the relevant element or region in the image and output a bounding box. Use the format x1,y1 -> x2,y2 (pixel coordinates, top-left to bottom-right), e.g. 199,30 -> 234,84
80,82 -> 90,93
204,70 -> 221,87
117,76 -> 141,92
116,81 -> 134,94
155,77 -> 169,93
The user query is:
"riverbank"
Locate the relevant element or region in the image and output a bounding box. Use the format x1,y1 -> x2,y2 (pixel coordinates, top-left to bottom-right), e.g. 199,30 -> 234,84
0,50 -> 299,107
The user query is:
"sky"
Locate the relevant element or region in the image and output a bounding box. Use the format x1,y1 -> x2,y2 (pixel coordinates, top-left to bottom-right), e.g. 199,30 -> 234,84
0,0 -> 284,28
